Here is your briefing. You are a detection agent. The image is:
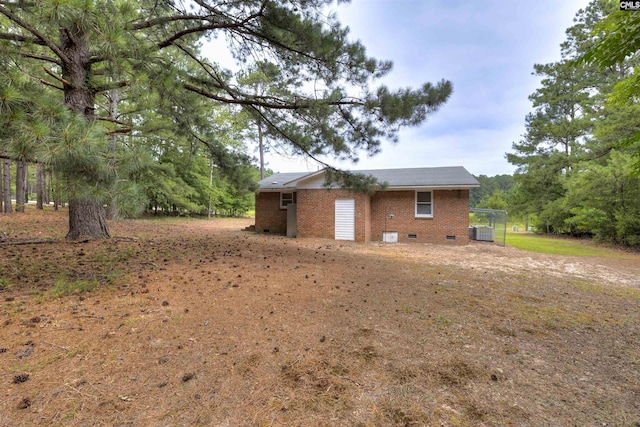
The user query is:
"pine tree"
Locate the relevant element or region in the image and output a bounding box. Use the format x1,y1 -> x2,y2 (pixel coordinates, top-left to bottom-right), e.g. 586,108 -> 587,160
2,160 -> 11,213
507,0 -> 618,233
15,160 -> 25,212
508,0 -> 640,245
1,0 -> 451,240
580,5 -> 640,170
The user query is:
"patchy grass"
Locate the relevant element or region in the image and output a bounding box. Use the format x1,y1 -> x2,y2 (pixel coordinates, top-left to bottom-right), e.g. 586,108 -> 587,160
572,280 -> 640,301
48,278 -> 97,299
0,277 -> 13,291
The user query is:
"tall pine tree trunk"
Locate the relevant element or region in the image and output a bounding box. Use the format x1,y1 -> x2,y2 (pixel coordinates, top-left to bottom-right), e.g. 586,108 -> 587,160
44,168 -> 51,205
0,163 -> 3,214
24,162 -> 28,204
15,160 -> 25,212
36,163 -> 45,210
3,160 -> 11,213
53,169 -> 60,211
105,89 -> 119,220
66,199 -> 110,240
61,25 -> 110,239
258,119 -> 265,180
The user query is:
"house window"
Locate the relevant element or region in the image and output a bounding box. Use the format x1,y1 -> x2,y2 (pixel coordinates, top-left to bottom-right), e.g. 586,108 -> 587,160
415,191 -> 433,218
280,192 -> 295,209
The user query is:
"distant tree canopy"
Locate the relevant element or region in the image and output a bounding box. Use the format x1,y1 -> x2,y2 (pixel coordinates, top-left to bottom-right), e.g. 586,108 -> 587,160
470,174 -> 514,208
507,0 -> 640,246
581,3 -> 640,166
0,0 -> 452,240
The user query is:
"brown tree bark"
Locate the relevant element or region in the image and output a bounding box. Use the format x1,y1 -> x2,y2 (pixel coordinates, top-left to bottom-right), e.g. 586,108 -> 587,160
66,199 -> 110,240
15,160 -> 25,212
3,159 -> 11,213
0,163 -> 3,214
53,169 -> 61,211
44,168 -> 51,205
105,89 -> 119,221
60,25 -> 110,239
36,163 -> 45,210
258,120 -> 265,180
24,162 -> 29,204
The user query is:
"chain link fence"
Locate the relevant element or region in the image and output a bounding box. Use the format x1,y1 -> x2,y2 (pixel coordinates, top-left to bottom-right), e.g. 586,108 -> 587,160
469,208 -> 508,246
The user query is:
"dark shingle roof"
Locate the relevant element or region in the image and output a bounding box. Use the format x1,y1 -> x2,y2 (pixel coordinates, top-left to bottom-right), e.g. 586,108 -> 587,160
353,166 -> 479,187
257,172 -> 309,190
257,166 -> 479,190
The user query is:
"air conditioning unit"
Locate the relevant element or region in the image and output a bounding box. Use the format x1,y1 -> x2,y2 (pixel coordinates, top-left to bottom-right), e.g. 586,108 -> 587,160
474,226 -> 494,242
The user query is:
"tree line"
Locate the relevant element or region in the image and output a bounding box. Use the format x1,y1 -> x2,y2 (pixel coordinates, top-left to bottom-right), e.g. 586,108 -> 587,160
478,0 -> 640,248
1,159 -> 60,213
0,156 -> 257,217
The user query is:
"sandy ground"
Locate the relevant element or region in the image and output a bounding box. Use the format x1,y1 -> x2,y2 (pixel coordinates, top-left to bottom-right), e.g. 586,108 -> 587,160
1,210 -> 639,426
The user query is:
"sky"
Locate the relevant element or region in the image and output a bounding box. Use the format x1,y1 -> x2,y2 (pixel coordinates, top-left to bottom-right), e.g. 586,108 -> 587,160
230,0 -> 592,177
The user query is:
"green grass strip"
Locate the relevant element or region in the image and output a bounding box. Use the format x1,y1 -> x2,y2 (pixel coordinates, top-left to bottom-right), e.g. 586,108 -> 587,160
505,231 -> 633,258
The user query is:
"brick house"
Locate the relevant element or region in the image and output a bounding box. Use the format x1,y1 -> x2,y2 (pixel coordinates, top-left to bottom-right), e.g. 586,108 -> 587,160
254,166 -> 480,244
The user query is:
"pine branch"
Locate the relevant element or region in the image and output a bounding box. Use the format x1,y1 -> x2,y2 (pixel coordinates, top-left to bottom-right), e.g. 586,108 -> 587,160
19,67 -> 64,90
42,67 -> 72,87
131,14 -> 207,30
21,52 -> 60,65
96,116 -> 129,126
0,4 -> 70,64
106,128 -> 132,136
0,239 -> 59,246
581,147 -> 614,162
0,153 -> 40,163
247,104 -> 332,169
172,42 -> 229,88
192,0 -> 266,26
37,77 -> 63,91
157,24 -> 223,49
91,80 -> 128,94
183,68 -> 331,168
0,1 -> 38,5
212,2 -> 384,77
183,83 -> 363,110
177,41 -> 364,117
0,31 -> 43,45
189,130 -> 213,148
151,3 -> 266,50
88,54 -> 107,65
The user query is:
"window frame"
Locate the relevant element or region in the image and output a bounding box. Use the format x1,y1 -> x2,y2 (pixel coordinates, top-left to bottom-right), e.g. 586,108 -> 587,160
415,190 -> 433,218
280,192 -> 295,209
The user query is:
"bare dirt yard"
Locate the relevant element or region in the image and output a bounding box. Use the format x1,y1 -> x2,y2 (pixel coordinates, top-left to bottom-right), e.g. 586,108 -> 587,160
1,208 -> 639,426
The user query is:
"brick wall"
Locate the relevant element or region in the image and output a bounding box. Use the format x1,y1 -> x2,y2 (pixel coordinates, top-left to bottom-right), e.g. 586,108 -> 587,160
370,190 -> 470,244
256,188 -> 470,243
363,194 -> 371,243
296,189 -> 370,242
254,192 -> 287,234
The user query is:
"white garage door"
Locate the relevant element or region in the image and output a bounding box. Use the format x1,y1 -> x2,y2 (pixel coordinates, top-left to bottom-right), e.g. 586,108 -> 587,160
335,199 -> 355,241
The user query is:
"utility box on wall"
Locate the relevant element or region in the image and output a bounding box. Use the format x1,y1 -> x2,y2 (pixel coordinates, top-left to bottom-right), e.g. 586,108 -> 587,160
382,231 -> 398,243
